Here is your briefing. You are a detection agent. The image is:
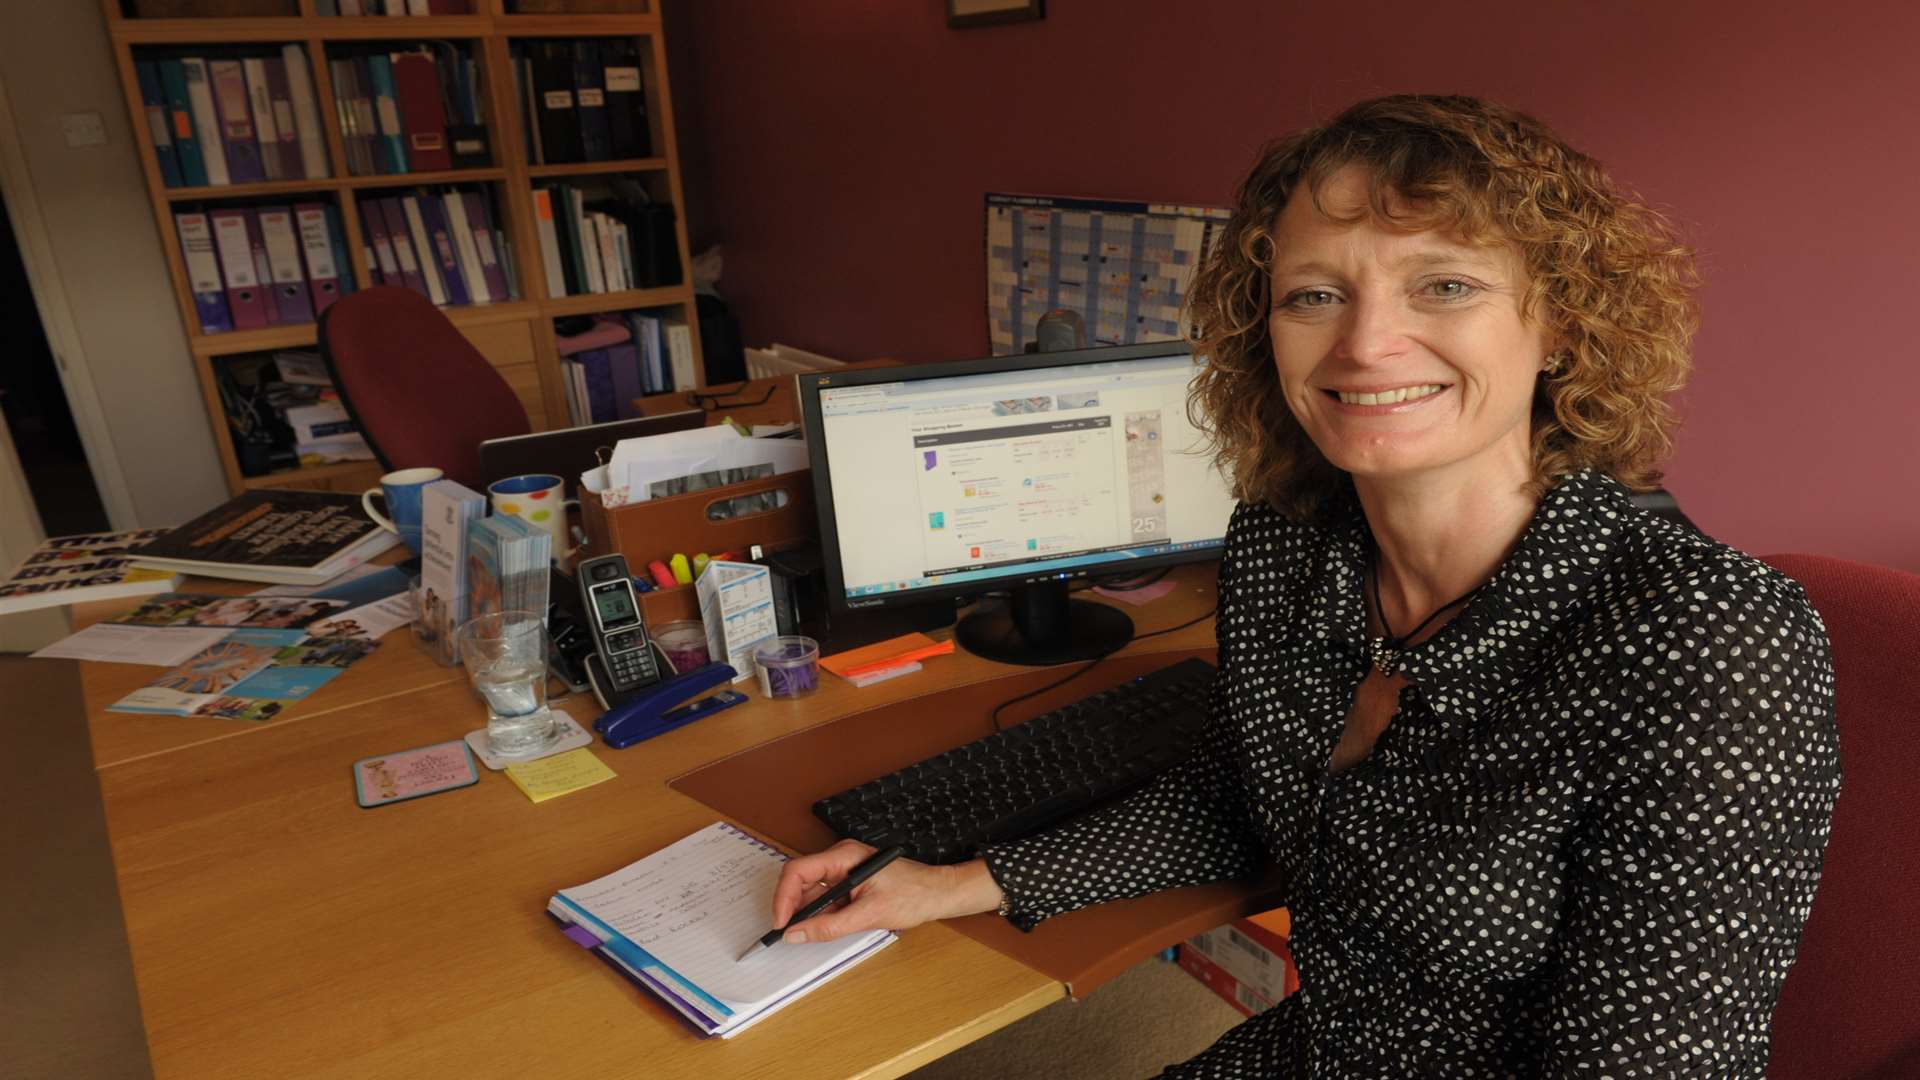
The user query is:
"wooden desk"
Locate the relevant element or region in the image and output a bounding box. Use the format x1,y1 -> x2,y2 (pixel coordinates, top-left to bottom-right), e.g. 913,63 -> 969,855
89,567 -> 1233,1078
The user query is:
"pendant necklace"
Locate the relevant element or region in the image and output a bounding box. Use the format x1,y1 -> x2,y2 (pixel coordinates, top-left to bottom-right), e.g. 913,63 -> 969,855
1365,548 -> 1482,676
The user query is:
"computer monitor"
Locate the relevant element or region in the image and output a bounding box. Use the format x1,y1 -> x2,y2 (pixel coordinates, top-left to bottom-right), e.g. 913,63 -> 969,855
797,342 -> 1238,665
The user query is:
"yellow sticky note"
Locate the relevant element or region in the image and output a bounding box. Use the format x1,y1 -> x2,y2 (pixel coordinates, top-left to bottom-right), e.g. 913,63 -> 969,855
504,748 -> 616,804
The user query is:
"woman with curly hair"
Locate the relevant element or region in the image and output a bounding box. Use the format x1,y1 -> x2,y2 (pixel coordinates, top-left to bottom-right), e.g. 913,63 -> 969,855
773,95 -> 1840,1077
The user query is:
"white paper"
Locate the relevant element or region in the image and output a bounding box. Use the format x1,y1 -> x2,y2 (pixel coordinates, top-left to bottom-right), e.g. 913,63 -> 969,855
601,426 -> 809,507
306,593 -> 413,640
251,561 -> 385,597
32,623 -> 231,666
744,343 -> 844,379
556,823 -> 893,1010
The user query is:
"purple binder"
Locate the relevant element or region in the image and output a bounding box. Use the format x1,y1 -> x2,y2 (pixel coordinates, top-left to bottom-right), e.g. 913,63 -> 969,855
173,212 -> 233,333
257,206 -> 315,323
415,196 -> 469,306
208,59 -> 265,184
460,191 -> 512,302
376,198 -> 430,297
244,210 -> 282,324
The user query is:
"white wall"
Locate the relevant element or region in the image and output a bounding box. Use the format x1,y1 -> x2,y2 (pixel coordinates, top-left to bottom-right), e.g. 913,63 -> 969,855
0,415 -> 66,651
0,3 -> 227,530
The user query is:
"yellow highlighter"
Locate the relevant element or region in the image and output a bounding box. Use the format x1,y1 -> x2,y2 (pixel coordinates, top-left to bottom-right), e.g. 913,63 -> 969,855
692,553 -> 711,578
668,553 -> 693,585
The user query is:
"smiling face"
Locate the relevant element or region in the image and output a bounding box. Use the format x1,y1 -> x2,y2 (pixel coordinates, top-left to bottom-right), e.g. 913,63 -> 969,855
1268,165 -> 1555,490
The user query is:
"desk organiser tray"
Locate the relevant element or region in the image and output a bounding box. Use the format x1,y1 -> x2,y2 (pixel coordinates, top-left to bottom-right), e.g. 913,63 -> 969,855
579,469 -> 816,625
668,646 -> 1285,998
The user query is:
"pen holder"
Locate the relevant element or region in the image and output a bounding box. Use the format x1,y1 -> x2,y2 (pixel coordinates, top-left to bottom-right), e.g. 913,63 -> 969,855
654,620 -> 711,676
753,635 -> 820,699
580,470 -> 818,627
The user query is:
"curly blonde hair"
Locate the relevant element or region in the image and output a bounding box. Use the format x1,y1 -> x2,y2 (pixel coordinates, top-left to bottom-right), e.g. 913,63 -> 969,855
1186,94 -> 1699,522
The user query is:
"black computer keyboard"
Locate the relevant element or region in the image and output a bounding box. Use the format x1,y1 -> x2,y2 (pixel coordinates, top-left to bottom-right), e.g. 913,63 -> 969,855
811,657 -> 1216,865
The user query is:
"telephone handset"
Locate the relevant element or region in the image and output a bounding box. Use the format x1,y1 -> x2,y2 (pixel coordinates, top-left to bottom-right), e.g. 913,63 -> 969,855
575,553 -> 663,704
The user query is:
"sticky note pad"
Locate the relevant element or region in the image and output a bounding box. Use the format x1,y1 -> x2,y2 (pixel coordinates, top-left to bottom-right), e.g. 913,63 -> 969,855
505,747 -> 616,804
353,740 -> 479,808
846,660 -> 922,688
819,632 -> 941,677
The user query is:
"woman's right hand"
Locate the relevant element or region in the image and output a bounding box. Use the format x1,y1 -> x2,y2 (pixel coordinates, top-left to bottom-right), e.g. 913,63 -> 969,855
771,840 -> 1005,945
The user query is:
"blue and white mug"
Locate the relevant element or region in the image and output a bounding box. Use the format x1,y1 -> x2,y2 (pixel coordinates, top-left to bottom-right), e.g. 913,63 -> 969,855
361,467 -> 444,555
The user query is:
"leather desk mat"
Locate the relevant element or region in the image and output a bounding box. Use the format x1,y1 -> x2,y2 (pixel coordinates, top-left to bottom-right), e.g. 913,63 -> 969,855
670,647 -> 1285,996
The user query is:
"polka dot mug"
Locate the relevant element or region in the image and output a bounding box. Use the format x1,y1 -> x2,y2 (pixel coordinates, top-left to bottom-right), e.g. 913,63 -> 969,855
486,473 -> 578,563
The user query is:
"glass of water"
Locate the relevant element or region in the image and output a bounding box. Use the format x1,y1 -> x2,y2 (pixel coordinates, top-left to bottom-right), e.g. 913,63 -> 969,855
455,610 -> 554,757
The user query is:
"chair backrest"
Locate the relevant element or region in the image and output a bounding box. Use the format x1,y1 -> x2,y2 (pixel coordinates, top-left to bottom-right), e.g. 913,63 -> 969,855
1762,553 -> 1920,1079
319,286 -> 530,489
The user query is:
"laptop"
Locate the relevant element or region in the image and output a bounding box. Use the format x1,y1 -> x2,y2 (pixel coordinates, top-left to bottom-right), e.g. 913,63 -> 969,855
477,410 -> 707,493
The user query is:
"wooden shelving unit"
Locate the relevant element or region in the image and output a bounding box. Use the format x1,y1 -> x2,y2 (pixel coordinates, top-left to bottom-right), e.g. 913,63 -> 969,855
102,0 -> 701,495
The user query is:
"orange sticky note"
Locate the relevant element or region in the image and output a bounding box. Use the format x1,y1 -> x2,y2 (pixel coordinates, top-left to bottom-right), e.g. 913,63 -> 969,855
820,632 -> 944,678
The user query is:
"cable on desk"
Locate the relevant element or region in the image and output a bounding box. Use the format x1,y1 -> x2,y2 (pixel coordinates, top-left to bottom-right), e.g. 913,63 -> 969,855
987,604 -> 1217,732
970,566 -> 1173,602
1088,567 -> 1173,592
545,670 -> 581,709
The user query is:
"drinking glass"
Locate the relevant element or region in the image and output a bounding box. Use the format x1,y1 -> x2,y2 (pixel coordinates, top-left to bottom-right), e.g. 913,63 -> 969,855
455,610 -> 555,757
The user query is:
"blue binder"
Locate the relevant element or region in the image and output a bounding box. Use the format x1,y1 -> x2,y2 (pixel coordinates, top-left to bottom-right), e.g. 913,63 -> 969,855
322,205 -> 357,298
417,196 -> 469,306
157,61 -> 207,187
135,61 -> 183,188
365,55 -> 410,174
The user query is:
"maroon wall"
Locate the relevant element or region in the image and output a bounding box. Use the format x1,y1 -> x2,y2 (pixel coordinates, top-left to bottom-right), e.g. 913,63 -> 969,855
672,1 -> 1919,570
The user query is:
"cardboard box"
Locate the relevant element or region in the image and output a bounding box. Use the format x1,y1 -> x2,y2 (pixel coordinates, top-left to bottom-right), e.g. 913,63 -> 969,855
1176,944 -> 1275,1018
1247,907 -> 1290,938
1184,916 -> 1299,1006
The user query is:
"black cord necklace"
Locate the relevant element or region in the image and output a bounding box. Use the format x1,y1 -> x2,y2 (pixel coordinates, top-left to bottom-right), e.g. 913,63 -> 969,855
1365,547 -> 1483,676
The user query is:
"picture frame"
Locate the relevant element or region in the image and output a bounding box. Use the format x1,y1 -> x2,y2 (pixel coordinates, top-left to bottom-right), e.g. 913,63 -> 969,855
947,0 -> 1045,30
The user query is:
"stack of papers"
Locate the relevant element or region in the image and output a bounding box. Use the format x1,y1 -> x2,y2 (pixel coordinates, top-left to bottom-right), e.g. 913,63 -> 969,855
744,342 -> 844,380
128,489 -> 399,586
100,592 -> 377,721
465,514 -> 550,619
548,822 -> 894,1037
583,424 -> 809,509
0,529 -> 176,614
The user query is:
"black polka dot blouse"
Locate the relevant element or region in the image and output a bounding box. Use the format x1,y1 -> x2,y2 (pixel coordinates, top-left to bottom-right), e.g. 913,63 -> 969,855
982,469 -> 1842,1078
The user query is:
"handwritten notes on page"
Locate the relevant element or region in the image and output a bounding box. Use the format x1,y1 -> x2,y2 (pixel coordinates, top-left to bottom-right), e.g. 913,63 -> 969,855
504,748 -> 615,803
555,822 -> 894,1011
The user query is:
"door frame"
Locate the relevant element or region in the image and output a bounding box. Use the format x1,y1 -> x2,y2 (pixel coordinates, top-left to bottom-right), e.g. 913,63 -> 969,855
0,67 -> 138,531
0,408 -> 71,651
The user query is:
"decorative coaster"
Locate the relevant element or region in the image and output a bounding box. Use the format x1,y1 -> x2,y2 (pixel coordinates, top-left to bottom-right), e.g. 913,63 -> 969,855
464,706 -> 592,771
352,740 -> 479,808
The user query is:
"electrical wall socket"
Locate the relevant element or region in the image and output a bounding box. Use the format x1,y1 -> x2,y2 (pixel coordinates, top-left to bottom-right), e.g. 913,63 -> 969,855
61,112 -> 107,148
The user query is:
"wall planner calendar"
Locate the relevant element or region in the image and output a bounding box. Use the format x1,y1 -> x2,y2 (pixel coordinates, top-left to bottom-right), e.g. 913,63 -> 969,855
986,193 -> 1230,355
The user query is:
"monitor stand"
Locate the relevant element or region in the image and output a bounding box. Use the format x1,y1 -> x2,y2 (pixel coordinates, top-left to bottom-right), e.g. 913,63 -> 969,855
954,578 -> 1134,666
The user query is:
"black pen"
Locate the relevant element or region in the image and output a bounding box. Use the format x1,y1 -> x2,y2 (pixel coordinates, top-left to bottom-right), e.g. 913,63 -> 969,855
739,845 -> 906,962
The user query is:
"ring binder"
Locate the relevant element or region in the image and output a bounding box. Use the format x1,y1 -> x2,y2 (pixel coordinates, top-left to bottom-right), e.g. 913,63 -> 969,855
546,821 -> 894,1037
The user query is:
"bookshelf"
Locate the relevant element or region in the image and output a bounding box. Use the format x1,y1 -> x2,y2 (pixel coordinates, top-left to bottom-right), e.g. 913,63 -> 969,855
102,0 -> 703,495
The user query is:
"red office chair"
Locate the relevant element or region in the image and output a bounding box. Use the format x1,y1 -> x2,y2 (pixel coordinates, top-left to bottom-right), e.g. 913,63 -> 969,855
1762,554 -> 1920,1079
318,286 -> 530,489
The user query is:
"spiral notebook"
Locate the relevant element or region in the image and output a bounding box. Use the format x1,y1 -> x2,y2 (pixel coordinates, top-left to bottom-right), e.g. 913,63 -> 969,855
548,821 -> 896,1038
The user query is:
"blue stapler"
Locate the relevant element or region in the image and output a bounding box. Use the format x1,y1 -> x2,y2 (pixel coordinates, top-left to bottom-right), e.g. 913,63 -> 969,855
593,662 -> 746,749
